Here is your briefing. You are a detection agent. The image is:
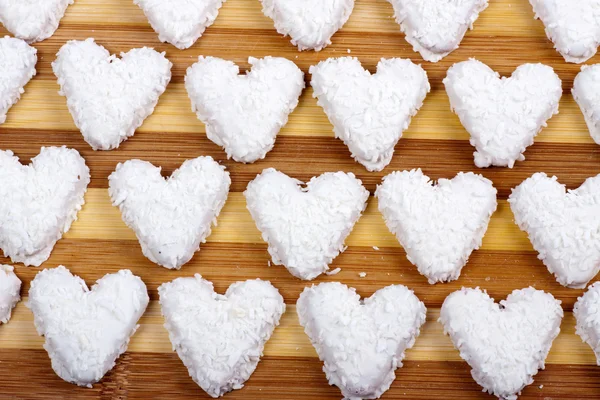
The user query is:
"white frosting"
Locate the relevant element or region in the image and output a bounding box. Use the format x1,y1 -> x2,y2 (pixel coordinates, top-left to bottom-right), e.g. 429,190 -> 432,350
185,56 -> 304,163
108,156 -> 231,270
573,64 -> 600,144
259,0 -> 354,51
0,36 -> 36,124
310,57 -> 429,172
0,0 -> 73,43
387,0 -> 488,62
0,146 -> 89,266
297,282 -> 426,400
529,0 -> 600,64
376,169 -> 497,284
244,168 -> 369,280
159,275 -> 285,398
0,265 -> 21,324
509,172 -> 600,289
440,287 -> 563,400
444,59 -> 562,168
28,266 -> 149,387
574,282 -> 600,365
52,38 -> 172,151
134,0 -> 225,49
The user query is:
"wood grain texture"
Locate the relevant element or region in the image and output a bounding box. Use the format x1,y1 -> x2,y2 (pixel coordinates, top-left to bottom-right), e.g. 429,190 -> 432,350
1,0 -> 600,398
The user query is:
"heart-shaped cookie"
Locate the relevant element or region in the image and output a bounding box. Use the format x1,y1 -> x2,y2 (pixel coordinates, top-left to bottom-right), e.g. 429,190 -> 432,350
159,274 -> 285,397
509,173 -> 600,288
0,265 -> 21,324
0,146 -> 90,266
375,169 -> 497,284
444,59 -> 562,168
0,36 -> 37,125
574,282 -> 600,364
108,156 -> 231,270
259,0 -> 354,51
28,266 -> 149,387
0,0 -> 73,43
440,287 -> 563,399
310,57 -> 430,172
245,168 -> 369,280
52,38 -> 172,151
573,64 -> 600,144
185,56 -> 304,163
386,0 -> 488,62
134,0 -> 225,49
529,0 -> 600,64
297,282 -> 426,400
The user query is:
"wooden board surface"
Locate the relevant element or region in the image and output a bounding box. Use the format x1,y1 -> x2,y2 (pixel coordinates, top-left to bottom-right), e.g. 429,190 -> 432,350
1,0 -> 600,399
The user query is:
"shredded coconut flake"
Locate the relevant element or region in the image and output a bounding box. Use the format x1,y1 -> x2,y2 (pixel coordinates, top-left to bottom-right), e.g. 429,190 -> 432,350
0,36 -> 36,125
0,0 -> 74,43
0,265 -> 20,324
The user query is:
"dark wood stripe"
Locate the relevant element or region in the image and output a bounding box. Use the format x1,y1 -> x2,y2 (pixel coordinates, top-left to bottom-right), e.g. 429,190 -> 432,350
2,240 -> 589,310
1,27 -> 595,88
0,349 -> 598,399
0,130 -> 598,197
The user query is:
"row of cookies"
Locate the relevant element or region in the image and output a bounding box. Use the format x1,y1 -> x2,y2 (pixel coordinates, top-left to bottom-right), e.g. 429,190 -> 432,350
1,0 -> 597,63
1,263 -> 600,400
4,36 -> 600,170
3,145 -> 598,289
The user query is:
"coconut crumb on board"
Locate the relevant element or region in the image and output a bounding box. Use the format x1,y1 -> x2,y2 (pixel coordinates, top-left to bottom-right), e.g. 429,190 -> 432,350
325,268 -> 341,276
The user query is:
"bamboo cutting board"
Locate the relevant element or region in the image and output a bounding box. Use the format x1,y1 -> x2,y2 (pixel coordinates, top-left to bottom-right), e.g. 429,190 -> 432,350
1,0 -> 600,399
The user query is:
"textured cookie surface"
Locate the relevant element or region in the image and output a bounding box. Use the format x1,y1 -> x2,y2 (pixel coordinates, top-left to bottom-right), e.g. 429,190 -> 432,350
185,56 -> 304,163
311,57 -> 429,171
573,64 -> 600,144
440,287 -> 563,400
0,265 -> 21,324
387,0 -> 488,62
53,38 -> 172,150
509,172 -> 600,288
0,0 -> 73,43
376,169 -> 497,284
134,0 -> 225,49
574,282 -> 600,365
259,0 -> 354,51
109,156 -> 231,270
244,168 -> 369,280
529,0 -> 600,63
159,275 -> 285,398
0,36 -> 37,124
297,282 -> 426,400
444,59 -> 562,168
28,266 -> 149,387
0,146 -> 89,266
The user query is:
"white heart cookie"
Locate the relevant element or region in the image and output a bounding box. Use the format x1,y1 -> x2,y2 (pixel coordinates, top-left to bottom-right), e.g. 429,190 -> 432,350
0,146 -> 89,266
52,38 -> 172,151
310,57 -> 430,172
0,36 -> 37,125
259,0 -> 354,51
28,266 -> 149,387
573,64 -> 600,144
529,0 -> 600,64
574,282 -> 600,364
244,168 -> 369,280
159,275 -> 285,398
185,56 -> 304,163
444,59 -> 562,168
108,156 -> 231,270
0,265 -> 21,323
297,282 -> 426,400
509,173 -> 600,288
134,0 -> 225,49
386,0 -> 488,62
0,0 -> 73,43
440,287 -> 563,400
375,169 -> 497,284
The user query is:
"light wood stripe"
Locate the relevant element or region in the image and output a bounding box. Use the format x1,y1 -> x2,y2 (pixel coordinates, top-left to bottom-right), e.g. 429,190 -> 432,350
53,0 -> 547,38
4,80 -> 593,145
1,300 -> 593,366
65,189 -> 532,252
